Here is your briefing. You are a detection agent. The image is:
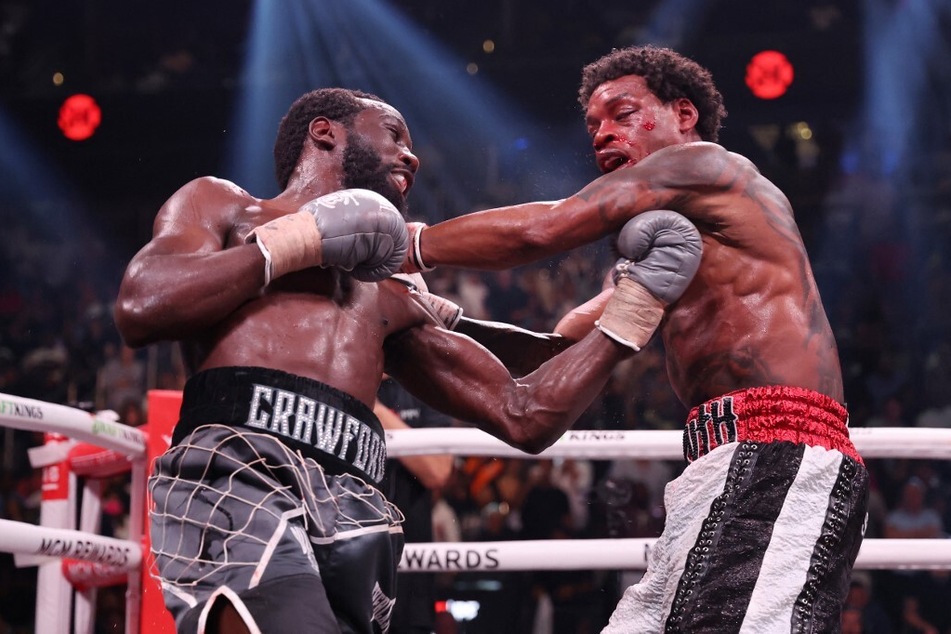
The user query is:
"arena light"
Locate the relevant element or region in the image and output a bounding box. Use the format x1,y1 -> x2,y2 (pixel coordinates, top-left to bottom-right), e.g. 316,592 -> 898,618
745,50 -> 794,100
0,103 -> 90,244
225,0 -> 590,212
57,94 -> 101,141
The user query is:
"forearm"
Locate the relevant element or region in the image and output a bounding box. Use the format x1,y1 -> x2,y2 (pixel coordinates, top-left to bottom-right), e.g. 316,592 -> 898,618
419,172 -> 662,270
479,331 -> 631,452
454,317 -> 572,375
419,201 -> 579,270
115,245 -> 265,346
387,327 -> 632,454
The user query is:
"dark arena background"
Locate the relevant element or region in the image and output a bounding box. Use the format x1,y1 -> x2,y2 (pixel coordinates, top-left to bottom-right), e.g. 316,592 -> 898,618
1,1 -> 950,632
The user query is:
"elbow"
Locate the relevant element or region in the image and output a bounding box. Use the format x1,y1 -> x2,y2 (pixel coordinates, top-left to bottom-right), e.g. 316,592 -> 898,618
517,440 -> 548,456
113,297 -> 154,349
491,396 -> 565,455
504,417 -> 559,456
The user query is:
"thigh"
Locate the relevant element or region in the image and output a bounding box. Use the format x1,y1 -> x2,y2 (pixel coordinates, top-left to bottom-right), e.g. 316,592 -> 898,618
148,427 -> 328,627
180,574 -> 341,634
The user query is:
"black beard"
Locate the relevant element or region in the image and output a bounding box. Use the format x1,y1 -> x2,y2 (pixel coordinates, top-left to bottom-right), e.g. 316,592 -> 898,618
342,134 -> 408,215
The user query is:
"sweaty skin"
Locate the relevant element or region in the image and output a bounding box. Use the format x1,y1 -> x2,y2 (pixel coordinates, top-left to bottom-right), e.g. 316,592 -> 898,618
115,99 -> 632,455
416,75 -> 843,409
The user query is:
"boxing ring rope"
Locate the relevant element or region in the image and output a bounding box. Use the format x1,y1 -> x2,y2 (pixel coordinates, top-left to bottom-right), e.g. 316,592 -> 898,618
385,426 -> 951,460
0,390 -> 950,633
0,519 -> 141,570
385,427 -> 951,573
0,393 -> 148,634
397,537 -> 951,573
0,394 -> 147,457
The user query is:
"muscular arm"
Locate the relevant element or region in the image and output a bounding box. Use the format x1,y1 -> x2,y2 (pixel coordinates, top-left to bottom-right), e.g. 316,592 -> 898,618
115,177 -> 266,347
383,324 -> 632,454
453,317 -> 573,376
402,280 -> 572,375
419,142 -> 737,269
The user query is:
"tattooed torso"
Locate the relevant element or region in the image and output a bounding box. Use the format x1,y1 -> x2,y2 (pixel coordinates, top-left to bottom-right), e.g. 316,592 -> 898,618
630,144 -> 844,408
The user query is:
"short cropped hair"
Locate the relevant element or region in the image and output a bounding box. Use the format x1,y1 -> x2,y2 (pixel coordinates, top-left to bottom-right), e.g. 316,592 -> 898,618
273,87 -> 384,189
578,46 -> 727,142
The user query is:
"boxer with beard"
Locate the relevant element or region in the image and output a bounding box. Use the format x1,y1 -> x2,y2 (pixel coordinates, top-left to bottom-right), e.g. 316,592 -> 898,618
115,87 -> 703,634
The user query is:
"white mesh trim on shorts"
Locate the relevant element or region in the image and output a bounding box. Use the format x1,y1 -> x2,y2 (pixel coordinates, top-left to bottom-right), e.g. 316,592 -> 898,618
250,507 -> 308,588
196,586 -> 263,634
148,424 -> 403,591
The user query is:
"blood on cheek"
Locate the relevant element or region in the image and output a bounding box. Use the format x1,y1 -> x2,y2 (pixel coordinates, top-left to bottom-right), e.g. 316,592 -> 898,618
643,120 -> 656,131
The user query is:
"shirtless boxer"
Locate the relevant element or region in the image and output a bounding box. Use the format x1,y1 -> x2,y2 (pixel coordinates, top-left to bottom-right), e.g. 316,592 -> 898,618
114,87 -> 702,634
404,46 -> 869,632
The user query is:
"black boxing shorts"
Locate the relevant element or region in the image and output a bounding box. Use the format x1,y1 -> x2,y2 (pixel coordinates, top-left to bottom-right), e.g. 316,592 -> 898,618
149,367 -> 404,633
603,386 -> 869,633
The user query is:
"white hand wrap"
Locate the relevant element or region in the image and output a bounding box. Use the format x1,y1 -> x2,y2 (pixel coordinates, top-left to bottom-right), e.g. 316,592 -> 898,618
407,222 -> 434,273
596,278 -> 664,351
248,212 -> 323,285
246,188 -> 408,285
421,291 -> 463,329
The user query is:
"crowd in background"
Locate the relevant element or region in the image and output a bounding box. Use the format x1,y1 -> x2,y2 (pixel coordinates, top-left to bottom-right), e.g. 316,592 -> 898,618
0,135 -> 950,633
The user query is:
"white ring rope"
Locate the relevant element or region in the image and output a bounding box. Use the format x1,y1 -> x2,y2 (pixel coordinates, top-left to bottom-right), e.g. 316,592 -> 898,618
397,538 -> 951,573
1,390 -> 949,588
385,426 -> 951,460
0,518 -> 141,570
4,389 -> 943,462
0,392 -> 146,458
0,520 -> 942,578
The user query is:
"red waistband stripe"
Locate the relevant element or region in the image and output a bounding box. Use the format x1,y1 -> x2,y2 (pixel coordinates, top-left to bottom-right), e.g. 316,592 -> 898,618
683,386 -> 862,464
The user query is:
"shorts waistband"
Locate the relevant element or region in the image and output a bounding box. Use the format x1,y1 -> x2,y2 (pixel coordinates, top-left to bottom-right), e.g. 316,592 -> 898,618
174,367 -> 387,483
683,386 -> 861,465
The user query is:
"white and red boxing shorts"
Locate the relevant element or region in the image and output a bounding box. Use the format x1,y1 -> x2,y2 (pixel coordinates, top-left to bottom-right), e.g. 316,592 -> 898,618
603,386 -> 869,633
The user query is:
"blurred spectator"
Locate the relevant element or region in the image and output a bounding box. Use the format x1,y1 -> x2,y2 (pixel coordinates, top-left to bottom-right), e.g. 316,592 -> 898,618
95,343 -> 145,412
840,606 -> 864,634
485,270 -> 531,324
455,272 -> 490,320
883,477 -> 945,539
431,490 -> 462,543
117,397 -> 146,427
864,349 -> 910,415
843,572 -> 894,634
867,395 -> 910,429
4,471 -> 41,525
604,458 -> 673,513
550,458 -> 594,534
898,571 -> 951,634
521,461 -> 597,634
474,502 -> 518,542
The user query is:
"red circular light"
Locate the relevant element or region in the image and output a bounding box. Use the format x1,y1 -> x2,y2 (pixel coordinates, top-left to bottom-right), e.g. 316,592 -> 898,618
745,51 -> 794,100
58,94 -> 102,141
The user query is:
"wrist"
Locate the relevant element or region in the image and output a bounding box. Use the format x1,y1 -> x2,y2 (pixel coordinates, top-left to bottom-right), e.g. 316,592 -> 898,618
252,239 -> 274,286
595,278 -> 664,351
246,211 -> 323,284
410,223 -> 434,272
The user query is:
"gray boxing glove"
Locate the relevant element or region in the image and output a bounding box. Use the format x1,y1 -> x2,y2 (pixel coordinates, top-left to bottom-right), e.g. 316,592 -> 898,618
597,210 -> 702,350
247,188 -> 409,284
